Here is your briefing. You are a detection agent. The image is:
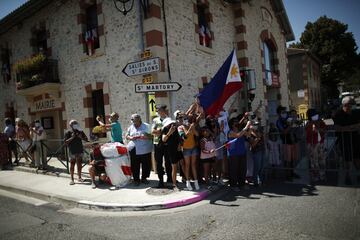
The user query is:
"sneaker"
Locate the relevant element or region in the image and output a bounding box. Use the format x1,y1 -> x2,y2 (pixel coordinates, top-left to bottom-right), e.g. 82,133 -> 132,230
230,186 -> 241,192
69,180 -> 75,185
91,182 -> 96,189
157,181 -> 165,188
218,179 -> 225,186
110,185 -> 120,190
141,179 -> 149,184
186,181 -> 193,191
172,185 -> 179,192
194,180 -> 200,190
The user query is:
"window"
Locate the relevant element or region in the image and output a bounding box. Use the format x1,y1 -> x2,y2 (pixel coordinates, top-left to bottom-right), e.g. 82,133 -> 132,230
1,48 -> 11,83
35,29 -> 47,55
197,1 -> 212,48
263,42 -> 275,82
92,89 -> 105,127
84,3 -> 99,55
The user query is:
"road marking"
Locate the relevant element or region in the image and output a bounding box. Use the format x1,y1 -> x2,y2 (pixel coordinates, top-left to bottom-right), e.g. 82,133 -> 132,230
0,189 -> 48,206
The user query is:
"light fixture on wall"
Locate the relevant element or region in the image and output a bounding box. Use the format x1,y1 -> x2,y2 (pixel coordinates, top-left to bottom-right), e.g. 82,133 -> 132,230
113,0 -> 149,17
113,0 -> 134,15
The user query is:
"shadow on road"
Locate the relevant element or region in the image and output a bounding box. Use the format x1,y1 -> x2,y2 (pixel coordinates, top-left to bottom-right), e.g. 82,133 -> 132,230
209,182 -> 318,207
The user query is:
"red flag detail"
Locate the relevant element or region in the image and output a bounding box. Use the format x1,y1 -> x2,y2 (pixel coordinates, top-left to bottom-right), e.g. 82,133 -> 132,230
121,166 -> 132,176
116,146 -> 128,155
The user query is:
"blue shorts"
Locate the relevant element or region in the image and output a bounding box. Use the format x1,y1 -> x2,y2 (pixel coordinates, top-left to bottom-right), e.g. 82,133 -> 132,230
183,147 -> 199,157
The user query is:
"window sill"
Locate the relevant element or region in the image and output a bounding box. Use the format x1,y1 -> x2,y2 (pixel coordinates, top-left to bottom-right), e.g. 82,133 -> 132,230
80,52 -> 105,62
196,44 -> 215,55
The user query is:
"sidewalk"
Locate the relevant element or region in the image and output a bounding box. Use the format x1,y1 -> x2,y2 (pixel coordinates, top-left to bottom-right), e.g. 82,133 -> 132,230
0,159 -> 216,211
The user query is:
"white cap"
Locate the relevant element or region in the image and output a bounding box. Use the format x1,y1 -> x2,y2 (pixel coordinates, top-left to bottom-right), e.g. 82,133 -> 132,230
173,110 -> 182,119
342,96 -> 351,105
162,118 -> 176,129
69,119 -> 78,126
131,113 -> 141,120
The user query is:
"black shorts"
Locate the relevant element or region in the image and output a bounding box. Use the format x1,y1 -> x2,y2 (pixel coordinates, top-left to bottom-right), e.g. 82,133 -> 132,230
201,157 -> 215,163
167,149 -> 183,164
94,160 -> 105,174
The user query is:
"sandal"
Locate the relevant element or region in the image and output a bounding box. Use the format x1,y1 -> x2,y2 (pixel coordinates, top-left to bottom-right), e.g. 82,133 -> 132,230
69,180 -> 75,185
78,178 -> 85,183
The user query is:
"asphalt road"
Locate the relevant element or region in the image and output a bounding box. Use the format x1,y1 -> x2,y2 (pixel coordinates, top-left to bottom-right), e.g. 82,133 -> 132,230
0,183 -> 359,240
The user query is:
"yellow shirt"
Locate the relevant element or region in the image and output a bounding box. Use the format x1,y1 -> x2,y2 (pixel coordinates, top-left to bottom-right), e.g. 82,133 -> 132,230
183,130 -> 196,149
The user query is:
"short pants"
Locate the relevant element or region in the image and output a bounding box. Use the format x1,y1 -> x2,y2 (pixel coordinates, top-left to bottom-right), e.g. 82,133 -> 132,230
201,157 -> 215,163
183,147 -> 199,157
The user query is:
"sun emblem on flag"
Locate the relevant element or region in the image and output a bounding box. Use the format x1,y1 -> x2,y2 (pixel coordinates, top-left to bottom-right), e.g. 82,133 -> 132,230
230,64 -> 239,78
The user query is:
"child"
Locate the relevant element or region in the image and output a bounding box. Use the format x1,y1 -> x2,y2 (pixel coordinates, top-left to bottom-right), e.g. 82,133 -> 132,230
88,141 -> 106,189
267,122 -> 281,167
213,121 -> 226,184
200,127 -> 216,185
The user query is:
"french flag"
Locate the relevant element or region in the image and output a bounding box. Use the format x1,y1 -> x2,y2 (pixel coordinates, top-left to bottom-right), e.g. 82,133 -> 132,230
198,49 -> 243,116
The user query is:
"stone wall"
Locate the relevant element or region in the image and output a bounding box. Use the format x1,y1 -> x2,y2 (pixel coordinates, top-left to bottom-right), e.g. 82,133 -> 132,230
0,0 -> 291,132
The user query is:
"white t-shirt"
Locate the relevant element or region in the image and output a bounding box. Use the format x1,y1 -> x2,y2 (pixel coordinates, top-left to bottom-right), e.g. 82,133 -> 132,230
32,127 -> 46,141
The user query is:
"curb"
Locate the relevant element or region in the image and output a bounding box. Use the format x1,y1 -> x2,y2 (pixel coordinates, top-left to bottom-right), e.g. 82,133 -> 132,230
0,182 -> 219,212
0,184 -> 78,208
12,166 -> 91,180
77,190 -> 210,211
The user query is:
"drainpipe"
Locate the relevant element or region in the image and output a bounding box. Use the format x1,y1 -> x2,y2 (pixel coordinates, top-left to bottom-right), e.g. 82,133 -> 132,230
137,0 -> 145,51
161,0 -> 174,113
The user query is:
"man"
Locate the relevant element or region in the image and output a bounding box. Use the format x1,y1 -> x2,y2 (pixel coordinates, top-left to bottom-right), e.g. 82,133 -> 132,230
64,120 -> 88,185
4,118 -> 17,165
96,112 -> 123,143
152,105 -> 172,188
161,118 -> 183,190
333,97 -> 360,185
126,114 -> 153,186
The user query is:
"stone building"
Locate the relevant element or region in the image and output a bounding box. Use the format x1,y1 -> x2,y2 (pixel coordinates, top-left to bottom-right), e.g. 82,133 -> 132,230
288,48 -> 322,117
0,0 -> 294,145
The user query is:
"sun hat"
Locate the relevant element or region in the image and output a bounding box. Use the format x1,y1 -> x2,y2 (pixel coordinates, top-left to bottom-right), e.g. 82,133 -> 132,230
162,118 -> 176,129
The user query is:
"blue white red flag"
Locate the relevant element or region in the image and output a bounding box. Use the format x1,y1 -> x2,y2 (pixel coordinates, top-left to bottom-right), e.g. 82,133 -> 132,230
198,49 -> 243,116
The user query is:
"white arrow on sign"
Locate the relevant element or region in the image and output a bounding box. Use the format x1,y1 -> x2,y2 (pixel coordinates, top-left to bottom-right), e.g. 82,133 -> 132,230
135,82 -> 182,93
122,57 -> 160,77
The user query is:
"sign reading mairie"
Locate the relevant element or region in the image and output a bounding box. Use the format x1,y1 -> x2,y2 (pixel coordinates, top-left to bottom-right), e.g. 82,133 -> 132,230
31,99 -> 61,112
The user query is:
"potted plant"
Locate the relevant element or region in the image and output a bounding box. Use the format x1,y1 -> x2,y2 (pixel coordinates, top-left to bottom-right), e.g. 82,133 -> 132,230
14,53 -> 46,88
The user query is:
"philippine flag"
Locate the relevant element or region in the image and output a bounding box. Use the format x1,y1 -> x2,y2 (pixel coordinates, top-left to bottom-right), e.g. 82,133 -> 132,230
198,49 -> 243,116
225,138 -> 238,149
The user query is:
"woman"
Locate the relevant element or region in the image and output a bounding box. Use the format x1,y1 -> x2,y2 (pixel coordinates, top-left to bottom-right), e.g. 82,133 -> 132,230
248,122 -> 265,186
227,118 -> 250,190
16,118 -> 32,163
177,113 -> 200,190
30,120 -> 47,170
306,109 -> 327,182
276,106 -> 297,180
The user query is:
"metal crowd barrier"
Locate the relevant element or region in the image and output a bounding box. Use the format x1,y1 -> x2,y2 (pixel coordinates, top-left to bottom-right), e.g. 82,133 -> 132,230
263,125 -> 360,182
15,139 -> 91,173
